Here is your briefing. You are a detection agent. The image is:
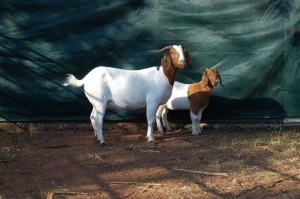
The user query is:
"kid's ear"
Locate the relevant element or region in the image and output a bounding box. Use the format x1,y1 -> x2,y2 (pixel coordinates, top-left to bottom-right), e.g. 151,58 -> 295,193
218,71 -> 224,87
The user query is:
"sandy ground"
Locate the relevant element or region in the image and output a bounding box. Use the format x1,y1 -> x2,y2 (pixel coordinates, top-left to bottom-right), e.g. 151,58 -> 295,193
1,122 -> 300,199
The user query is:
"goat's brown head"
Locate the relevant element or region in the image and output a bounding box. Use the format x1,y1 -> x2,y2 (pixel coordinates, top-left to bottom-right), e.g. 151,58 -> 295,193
202,68 -> 223,88
156,45 -> 193,70
155,45 -> 193,85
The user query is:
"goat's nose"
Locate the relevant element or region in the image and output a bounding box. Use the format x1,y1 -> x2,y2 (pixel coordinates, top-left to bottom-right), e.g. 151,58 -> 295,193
179,59 -> 186,65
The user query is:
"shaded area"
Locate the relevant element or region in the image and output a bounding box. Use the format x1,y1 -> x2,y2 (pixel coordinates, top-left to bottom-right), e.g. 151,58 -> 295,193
205,96 -> 287,119
167,96 -> 287,123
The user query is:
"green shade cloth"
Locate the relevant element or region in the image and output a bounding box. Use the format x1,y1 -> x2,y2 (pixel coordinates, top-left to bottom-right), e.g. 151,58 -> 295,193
1,0 -> 299,121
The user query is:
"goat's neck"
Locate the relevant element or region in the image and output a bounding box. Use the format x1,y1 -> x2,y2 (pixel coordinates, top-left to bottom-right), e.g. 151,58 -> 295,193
200,81 -> 214,92
163,64 -> 178,86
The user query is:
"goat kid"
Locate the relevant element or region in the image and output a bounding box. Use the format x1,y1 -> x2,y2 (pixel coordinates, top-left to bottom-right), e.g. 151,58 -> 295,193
63,45 -> 192,145
156,68 -> 223,135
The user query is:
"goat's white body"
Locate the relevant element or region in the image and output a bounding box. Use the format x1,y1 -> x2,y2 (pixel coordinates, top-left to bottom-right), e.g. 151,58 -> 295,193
156,81 -> 205,135
164,81 -> 190,110
65,66 -> 172,144
83,66 -> 172,110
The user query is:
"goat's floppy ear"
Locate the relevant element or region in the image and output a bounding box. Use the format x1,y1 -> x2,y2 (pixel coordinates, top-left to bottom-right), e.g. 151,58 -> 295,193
218,72 -> 224,87
202,70 -> 209,87
184,48 -> 193,67
161,51 -> 171,68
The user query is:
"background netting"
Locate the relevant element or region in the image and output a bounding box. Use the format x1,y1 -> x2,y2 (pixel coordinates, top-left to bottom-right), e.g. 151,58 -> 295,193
1,0 -> 299,121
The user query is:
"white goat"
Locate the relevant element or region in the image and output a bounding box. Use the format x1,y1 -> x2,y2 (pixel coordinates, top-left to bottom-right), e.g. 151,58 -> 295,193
156,68 -> 223,135
63,45 -> 192,145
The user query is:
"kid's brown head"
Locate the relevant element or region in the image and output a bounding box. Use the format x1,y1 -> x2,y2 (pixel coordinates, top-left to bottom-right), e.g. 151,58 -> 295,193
202,68 -> 223,88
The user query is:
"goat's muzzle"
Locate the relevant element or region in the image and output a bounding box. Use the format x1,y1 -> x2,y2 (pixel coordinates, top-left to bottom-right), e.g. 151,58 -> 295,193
178,60 -> 186,69
215,79 -> 224,87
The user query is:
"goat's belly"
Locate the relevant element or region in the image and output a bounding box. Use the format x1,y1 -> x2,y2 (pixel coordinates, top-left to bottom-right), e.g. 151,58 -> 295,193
106,99 -> 147,110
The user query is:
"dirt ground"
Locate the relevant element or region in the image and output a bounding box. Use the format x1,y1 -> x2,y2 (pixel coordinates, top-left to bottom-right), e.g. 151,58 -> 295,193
0,122 -> 300,199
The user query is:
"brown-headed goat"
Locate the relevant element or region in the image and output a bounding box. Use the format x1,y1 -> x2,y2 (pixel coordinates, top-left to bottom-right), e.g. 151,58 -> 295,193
156,68 -> 223,135
64,45 -> 192,145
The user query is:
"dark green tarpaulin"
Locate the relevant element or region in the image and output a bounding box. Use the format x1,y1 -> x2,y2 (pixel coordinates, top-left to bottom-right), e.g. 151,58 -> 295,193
0,0 -> 300,121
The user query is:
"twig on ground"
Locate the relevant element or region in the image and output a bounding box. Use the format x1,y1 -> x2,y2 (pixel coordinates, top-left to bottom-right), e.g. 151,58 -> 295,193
98,181 -> 164,186
126,143 -> 135,150
138,149 -> 161,153
47,189 -> 88,199
87,153 -> 104,161
172,168 -> 229,177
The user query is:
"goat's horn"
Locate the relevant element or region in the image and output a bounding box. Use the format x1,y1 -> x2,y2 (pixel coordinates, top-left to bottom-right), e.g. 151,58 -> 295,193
155,45 -> 173,53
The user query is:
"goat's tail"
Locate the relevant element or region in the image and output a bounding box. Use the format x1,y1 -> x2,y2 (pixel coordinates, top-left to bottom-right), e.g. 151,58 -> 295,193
63,74 -> 84,87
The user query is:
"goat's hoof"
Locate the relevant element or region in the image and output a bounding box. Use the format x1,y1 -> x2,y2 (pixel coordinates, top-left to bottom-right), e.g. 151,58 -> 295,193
148,140 -> 156,147
147,138 -> 155,143
100,142 -> 106,146
192,133 -> 200,136
157,128 -> 164,134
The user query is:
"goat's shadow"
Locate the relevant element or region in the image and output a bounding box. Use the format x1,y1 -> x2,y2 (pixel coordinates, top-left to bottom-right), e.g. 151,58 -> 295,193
167,96 -> 287,122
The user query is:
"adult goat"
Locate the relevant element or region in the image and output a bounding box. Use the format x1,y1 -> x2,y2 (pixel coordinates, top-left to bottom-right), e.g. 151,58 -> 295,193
63,45 -> 192,145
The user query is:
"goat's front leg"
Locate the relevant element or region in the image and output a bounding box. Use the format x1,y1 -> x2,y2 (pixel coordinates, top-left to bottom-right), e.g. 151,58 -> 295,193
190,111 -> 200,136
196,110 -> 203,134
147,103 -> 158,143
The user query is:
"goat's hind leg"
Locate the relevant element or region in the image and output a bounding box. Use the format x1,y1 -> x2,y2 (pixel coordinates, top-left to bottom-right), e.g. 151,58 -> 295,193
90,108 -> 97,137
89,102 -> 106,145
89,106 -> 106,145
86,90 -> 107,145
161,107 -> 171,132
156,105 -> 165,134
95,106 -> 106,145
